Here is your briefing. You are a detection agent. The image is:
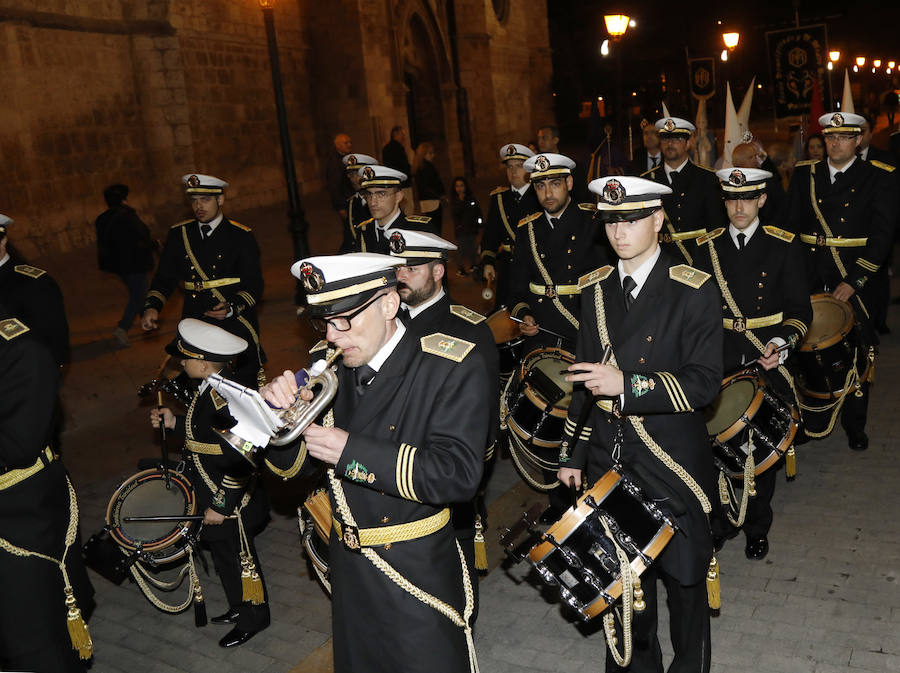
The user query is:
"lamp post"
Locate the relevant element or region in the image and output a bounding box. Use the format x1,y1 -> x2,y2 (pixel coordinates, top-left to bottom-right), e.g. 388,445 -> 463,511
603,14 -> 630,154
259,0 -> 310,289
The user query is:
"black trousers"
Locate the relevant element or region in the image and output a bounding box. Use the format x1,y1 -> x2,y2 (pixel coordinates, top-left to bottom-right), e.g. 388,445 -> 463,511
605,567 -> 711,673
205,531 -> 270,632
840,380 -> 869,438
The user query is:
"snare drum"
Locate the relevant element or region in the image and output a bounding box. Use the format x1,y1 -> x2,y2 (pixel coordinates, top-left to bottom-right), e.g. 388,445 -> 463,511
704,370 -> 799,478
526,468 -> 676,620
795,293 -> 870,399
505,347 -> 576,449
486,308 -> 525,379
106,468 -> 199,565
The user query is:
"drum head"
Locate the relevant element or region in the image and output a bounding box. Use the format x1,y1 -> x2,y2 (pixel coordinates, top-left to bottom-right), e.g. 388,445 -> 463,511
520,347 -> 576,411
801,294 -> 854,351
106,469 -> 198,564
487,309 -> 522,344
705,377 -> 757,436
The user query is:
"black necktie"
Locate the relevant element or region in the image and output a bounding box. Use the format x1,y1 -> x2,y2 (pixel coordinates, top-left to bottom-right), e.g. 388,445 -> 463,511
833,170 -> 843,184
549,217 -> 559,229
737,233 -> 746,250
512,190 -> 521,204
669,170 -> 679,187
354,365 -> 376,397
200,224 -> 212,239
650,155 -> 660,169
622,276 -> 637,311
398,306 -> 412,324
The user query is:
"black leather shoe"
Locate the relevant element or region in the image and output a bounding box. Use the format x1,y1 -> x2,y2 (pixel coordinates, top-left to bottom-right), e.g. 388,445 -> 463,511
219,627 -> 259,648
745,536 -> 769,560
211,609 -> 240,625
849,432 -> 869,451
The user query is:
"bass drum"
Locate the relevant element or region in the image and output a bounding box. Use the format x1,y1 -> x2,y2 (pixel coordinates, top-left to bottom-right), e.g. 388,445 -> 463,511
704,370 -> 798,478
795,293 -> 871,399
106,468 -> 199,566
486,308 -> 525,380
505,347 -> 576,449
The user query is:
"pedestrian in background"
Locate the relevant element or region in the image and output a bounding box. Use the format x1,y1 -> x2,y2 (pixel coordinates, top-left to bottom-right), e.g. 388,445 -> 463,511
95,184 -> 156,347
450,176 -> 482,277
326,133 -> 353,221
413,141 -> 445,234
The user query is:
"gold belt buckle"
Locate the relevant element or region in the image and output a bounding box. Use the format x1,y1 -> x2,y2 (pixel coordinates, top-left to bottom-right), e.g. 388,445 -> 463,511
192,280 -> 204,291
733,317 -> 746,333
659,232 -> 673,243
816,234 -> 826,247
545,285 -> 557,298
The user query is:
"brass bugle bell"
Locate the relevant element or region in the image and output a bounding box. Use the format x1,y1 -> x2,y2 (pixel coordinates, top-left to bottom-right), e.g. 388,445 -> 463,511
482,277 -> 495,301
215,348 -> 342,464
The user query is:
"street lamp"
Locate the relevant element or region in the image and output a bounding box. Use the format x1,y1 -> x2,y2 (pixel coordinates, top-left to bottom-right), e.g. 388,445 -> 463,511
604,14 -> 630,39
723,32 -> 740,51
829,50 -> 841,63
874,59 -> 882,68
856,56 -> 866,67
259,0 -> 310,290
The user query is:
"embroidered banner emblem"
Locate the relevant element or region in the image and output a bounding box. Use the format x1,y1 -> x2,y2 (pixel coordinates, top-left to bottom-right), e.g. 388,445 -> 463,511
631,374 -> 656,397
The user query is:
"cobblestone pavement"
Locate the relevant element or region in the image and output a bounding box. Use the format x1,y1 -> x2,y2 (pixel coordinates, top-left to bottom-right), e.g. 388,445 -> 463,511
33,194 -> 900,672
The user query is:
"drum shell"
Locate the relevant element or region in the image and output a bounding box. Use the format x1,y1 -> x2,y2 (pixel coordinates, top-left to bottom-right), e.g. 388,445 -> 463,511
487,309 -> 525,379
528,469 -> 675,620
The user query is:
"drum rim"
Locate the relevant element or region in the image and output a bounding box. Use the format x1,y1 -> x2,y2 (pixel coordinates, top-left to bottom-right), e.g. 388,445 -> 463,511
799,293 -> 855,352
707,371 -> 766,442
105,468 -> 198,559
517,346 -> 576,414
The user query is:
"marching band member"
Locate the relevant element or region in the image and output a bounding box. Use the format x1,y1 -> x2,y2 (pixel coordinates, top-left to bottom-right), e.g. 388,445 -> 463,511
150,319 -> 270,648
337,153 -> 376,253
559,176 -> 722,673
261,253 -> 490,673
694,168 -> 812,560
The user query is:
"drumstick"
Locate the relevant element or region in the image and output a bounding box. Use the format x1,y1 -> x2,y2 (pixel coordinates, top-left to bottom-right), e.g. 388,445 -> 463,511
157,391 -> 171,491
568,476 -> 578,510
558,346 -> 613,478
507,315 -> 570,341
123,514 -> 237,522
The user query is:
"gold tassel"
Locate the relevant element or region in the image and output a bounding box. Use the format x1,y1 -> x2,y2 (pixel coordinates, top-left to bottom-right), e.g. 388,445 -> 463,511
785,446 -> 797,480
193,569 -> 207,627
65,588 -> 93,660
247,569 -> 265,605
632,576 -> 645,612
240,553 -> 254,602
474,515 -> 488,572
706,556 -> 721,610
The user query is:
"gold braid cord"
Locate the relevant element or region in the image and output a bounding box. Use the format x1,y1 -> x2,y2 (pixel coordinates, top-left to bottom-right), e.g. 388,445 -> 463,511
662,209 -> 693,265
598,515 -> 639,667
594,284 -> 712,514
497,192 -> 515,241
527,223 -> 579,329
0,477 -> 93,659
325,406 -> 479,673
501,366 -> 559,491
716,433 -> 757,528
706,242 -> 797,400
128,552 -> 199,615
798,364 -> 860,438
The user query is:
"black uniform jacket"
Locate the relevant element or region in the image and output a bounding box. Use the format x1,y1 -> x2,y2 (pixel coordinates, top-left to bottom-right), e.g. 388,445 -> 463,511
786,158 -> 898,301
643,161 -> 727,264
0,323 -> 92,671
266,327 -> 490,673
0,258 -> 69,366
561,252 -> 723,585
480,185 -> 539,265
693,224 -> 812,374
173,383 -> 268,540
145,217 -> 265,365
351,212 -> 435,254
508,201 -> 608,347
338,194 -> 371,253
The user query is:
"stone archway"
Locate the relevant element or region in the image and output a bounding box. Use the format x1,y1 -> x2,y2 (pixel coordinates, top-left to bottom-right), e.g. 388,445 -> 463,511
401,12 -> 447,156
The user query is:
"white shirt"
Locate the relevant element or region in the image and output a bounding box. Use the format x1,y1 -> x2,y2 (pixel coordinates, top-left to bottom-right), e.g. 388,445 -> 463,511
367,319 -> 407,374
646,153 -> 662,171
375,210 -> 402,240
406,288 -> 445,319
859,146 -> 869,161
664,158 -> 690,184
512,183 -> 531,198
199,213 -> 224,237
828,156 -> 856,183
728,218 -> 760,249
0,253 -> 9,269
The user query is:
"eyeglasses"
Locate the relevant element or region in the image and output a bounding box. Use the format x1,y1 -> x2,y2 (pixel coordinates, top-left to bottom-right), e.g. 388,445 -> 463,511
308,293 -> 384,333
362,189 -> 397,202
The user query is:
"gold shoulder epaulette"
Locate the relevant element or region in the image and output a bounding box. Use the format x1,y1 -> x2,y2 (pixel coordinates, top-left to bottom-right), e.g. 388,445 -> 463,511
450,304 -> 486,324
355,217 -> 374,230
669,264 -> 711,289
170,218 -> 192,229
406,215 -> 432,224
695,163 -> 716,173
871,159 -> 896,172
13,264 -> 46,279
420,333 -> 475,363
578,265 -> 614,289
578,202 -> 597,212
0,317 -> 29,341
309,339 -> 329,353
696,228 -> 725,246
640,167 -> 658,178
518,211 -> 542,227
762,225 -> 795,243
490,186 -> 510,196
229,219 -> 252,232
793,159 -> 818,167
210,389 -> 228,410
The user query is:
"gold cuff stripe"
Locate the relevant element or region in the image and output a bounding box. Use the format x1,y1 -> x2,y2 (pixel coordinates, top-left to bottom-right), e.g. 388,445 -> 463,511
332,508 -> 449,547
799,234 -> 868,248
396,443 -> 420,502
265,442 -> 307,480
306,277 -> 389,305
238,291 -> 256,307
856,258 -> 879,272
658,371 -> 691,412
783,318 -> 808,336
528,282 -> 581,296
722,312 -> 783,330
0,447 -> 54,491
185,439 -> 222,455
221,476 -> 248,487
511,302 -> 530,317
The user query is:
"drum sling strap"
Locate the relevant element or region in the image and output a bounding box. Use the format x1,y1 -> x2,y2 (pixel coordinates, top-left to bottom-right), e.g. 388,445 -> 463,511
320,355 -> 479,673
180,226 -> 266,387
0,475 -> 93,660
527,222 -> 579,330
704,240 -> 799,480
592,281 -> 722,616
